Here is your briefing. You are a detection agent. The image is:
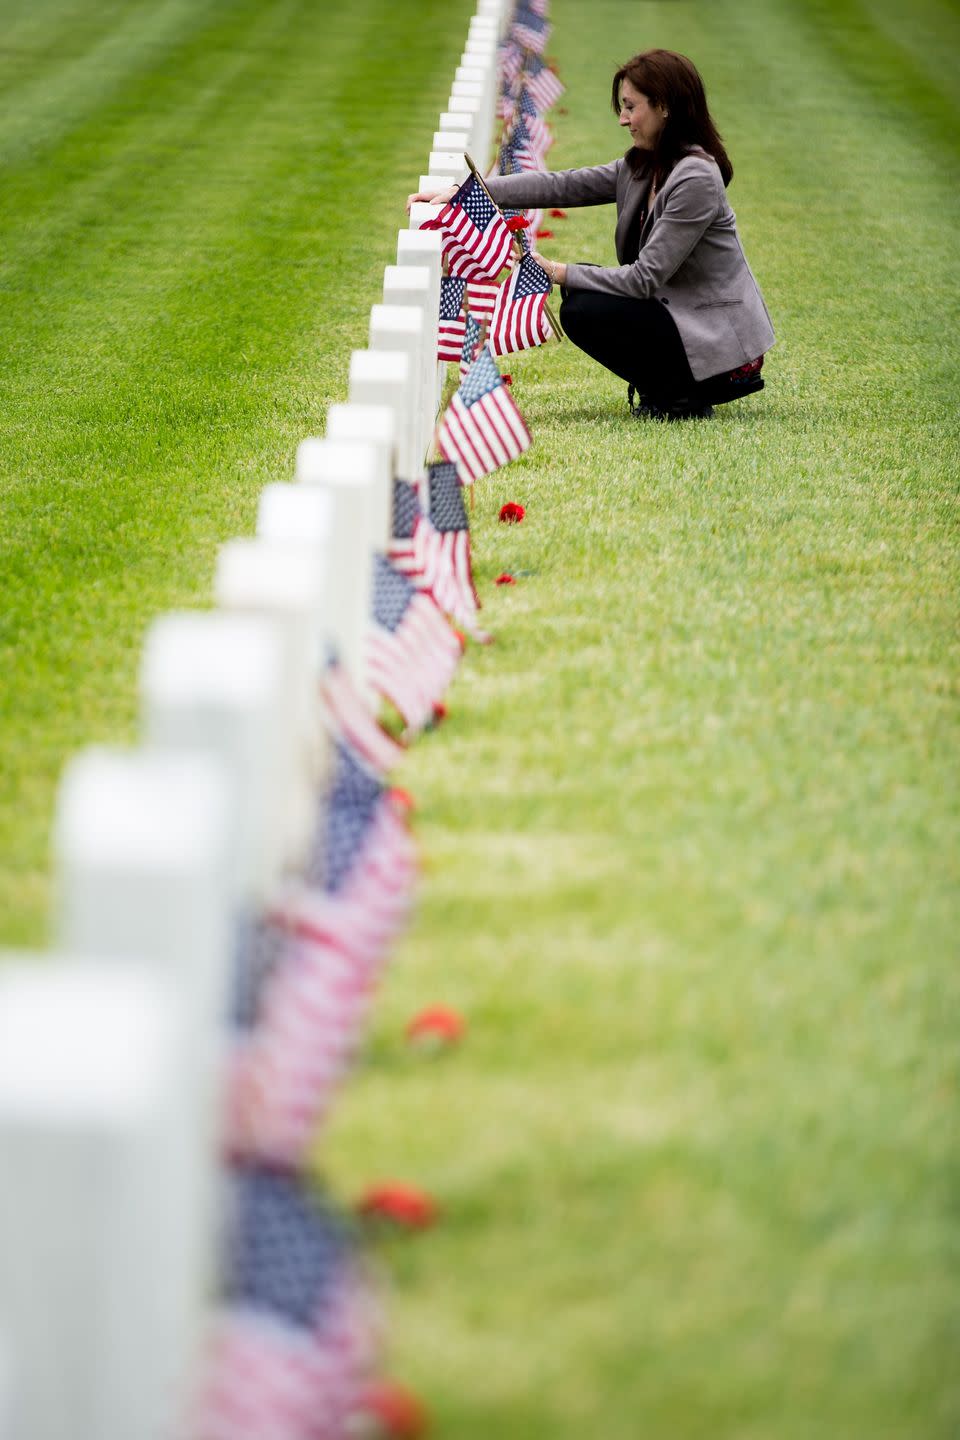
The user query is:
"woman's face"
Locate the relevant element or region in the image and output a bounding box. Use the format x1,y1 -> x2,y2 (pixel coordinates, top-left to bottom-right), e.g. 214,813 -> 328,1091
618,78 -> 666,151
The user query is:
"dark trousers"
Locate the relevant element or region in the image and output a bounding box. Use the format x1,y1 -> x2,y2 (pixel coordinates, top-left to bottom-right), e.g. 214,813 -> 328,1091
559,288 -> 697,406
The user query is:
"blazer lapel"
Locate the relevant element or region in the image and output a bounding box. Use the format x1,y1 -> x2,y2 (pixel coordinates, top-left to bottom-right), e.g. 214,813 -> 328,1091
615,162 -> 652,264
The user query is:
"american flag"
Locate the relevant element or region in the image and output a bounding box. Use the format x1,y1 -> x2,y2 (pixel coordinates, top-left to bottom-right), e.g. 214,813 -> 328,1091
192,1166 -> 378,1440
525,54 -> 565,113
420,461 -> 489,640
498,75 -> 517,122
313,742 -> 417,946
320,652 -> 404,778
279,783 -> 418,988
490,254 -> 554,356
511,8 -> 551,54
387,474 -> 486,641
437,345 -> 532,485
437,276 -> 467,363
527,0 -> 550,17
387,478 -> 422,579
508,115 -> 547,172
422,174 -> 513,282
498,40 -> 524,86
497,137 -> 524,178
518,85 -> 553,155
467,279 -> 500,326
459,312 -> 484,376
229,729 -> 420,1167
497,145 -> 542,238
366,554 -> 461,733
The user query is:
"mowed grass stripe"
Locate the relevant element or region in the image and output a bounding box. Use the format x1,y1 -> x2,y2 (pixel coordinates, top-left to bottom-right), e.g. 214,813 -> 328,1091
0,0 -> 471,942
324,1 -> 959,1436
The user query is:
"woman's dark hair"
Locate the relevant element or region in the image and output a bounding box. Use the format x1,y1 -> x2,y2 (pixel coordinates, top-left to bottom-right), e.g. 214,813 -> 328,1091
612,49 -> 733,186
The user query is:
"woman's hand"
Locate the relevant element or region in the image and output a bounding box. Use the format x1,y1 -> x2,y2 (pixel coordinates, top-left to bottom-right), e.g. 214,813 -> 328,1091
531,250 -> 568,288
406,184 -> 458,213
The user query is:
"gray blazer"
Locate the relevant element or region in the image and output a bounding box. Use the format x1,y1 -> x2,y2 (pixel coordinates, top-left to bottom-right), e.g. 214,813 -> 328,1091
485,151 -> 775,381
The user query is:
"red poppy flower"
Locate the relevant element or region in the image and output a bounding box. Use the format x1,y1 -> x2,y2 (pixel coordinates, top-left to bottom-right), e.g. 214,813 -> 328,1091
505,215 -> 530,232
495,573 -> 516,586
389,787 -> 415,815
499,502 -> 525,523
431,702 -> 447,725
406,1006 -> 466,1047
502,374 -> 513,386
549,208 -> 568,219
536,229 -> 554,239
356,1381 -> 428,1439
357,1183 -> 438,1229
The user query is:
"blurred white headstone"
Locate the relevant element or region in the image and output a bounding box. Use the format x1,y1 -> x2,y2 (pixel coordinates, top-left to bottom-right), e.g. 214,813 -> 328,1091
397,228 -> 445,406
432,129 -> 469,153
295,436 -> 380,697
348,348 -> 413,495
141,611 -> 291,909
0,1336 -> 11,1440
427,151 -> 468,181
367,305 -> 424,480
463,39 -> 497,63
255,484 -> 335,626
55,746 -> 231,1049
468,13 -> 499,37
451,78 -> 483,100
0,957 -> 196,1440
382,266 -> 435,459
214,539 -> 327,871
438,108 -> 476,136
419,171 -> 458,195
326,403 -> 396,546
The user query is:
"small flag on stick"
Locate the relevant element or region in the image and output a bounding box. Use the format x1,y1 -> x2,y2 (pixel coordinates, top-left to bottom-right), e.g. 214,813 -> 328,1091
489,254 -> 554,356
421,173 -> 513,282
437,347 -> 531,486
437,277 -> 467,362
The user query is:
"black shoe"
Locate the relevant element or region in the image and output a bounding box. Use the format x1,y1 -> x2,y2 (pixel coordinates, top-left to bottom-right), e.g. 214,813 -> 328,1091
698,374 -> 765,408
627,385 -> 713,422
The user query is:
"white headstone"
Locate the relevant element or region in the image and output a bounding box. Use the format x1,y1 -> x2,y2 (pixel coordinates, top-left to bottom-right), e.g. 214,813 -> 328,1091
295,436 -> 381,696
0,958 -> 198,1440
397,228 -> 446,406
55,746 -> 232,1047
463,39 -> 497,61
446,95 -> 482,118
445,95 -> 483,153
141,611 -> 289,908
368,304 -> 426,480
348,347 -> 415,489
427,151 -> 468,181
254,485 -> 335,628
257,479 -> 335,552
382,267 -> 435,457
438,109 -> 477,136
214,539 -> 327,870
420,172 -> 458,195
0,1336 -> 11,1440
325,403 -> 396,546
450,79 -> 483,100
432,129 -> 469,153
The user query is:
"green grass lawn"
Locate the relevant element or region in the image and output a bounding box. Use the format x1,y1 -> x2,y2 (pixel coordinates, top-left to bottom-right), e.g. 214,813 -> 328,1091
2,0 -> 959,1436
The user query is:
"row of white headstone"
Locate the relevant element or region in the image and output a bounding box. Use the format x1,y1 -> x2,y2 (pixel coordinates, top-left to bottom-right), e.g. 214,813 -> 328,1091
0,1 -> 513,1437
